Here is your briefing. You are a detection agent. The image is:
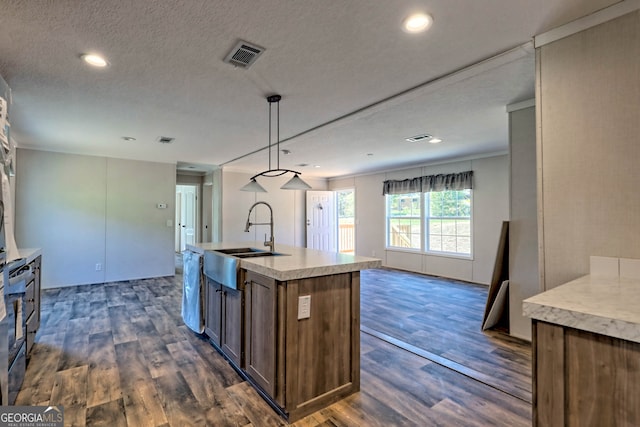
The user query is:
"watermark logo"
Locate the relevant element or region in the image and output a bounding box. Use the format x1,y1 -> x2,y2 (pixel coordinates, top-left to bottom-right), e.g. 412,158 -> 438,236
0,406 -> 64,427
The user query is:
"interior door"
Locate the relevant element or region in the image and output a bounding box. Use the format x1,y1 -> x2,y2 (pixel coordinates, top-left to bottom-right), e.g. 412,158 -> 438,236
176,185 -> 197,252
306,191 -> 336,252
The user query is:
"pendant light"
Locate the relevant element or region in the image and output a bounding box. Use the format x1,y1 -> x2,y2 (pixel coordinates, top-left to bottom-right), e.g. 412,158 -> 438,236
240,95 -> 312,192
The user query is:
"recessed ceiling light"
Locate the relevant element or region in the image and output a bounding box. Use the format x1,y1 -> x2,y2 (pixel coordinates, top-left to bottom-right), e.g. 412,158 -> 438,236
296,163 -> 309,167
282,149 -> 291,155
403,13 -> 433,33
314,165 -> 321,168
81,53 -> 109,68
429,137 -> 443,144
367,153 -> 374,156
121,136 -> 136,141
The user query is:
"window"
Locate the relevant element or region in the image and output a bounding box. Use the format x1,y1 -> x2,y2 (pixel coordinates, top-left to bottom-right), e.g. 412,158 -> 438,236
385,189 -> 472,256
386,193 -> 422,249
426,189 -> 471,256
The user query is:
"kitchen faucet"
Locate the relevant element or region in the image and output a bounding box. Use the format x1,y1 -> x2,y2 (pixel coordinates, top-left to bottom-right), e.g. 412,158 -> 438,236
244,201 -> 275,252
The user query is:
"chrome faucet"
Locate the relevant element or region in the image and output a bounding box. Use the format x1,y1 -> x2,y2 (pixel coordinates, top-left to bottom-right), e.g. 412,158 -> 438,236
244,201 -> 275,252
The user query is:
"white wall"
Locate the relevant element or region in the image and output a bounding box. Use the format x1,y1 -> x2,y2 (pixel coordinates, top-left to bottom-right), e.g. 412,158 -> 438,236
15,149 -> 176,288
330,154 -> 509,285
221,170 -> 328,248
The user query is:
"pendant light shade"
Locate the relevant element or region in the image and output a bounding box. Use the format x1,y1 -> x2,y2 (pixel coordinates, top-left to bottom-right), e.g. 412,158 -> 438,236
240,95 -> 311,192
240,178 -> 267,193
281,173 -> 312,190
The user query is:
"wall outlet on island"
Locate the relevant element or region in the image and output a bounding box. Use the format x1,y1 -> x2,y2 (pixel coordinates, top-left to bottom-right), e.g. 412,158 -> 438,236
95,263 -> 102,271
298,295 -> 311,320
372,250 -> 376,257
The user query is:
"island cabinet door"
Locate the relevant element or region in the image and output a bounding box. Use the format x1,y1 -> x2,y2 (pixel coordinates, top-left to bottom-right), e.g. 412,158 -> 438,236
244,271 -> 278,399
205,278 -> 222,346
220,285 -> 243,367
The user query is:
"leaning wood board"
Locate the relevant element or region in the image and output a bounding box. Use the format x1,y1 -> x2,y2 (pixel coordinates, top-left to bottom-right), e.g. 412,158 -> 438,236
482,221 -> 509,330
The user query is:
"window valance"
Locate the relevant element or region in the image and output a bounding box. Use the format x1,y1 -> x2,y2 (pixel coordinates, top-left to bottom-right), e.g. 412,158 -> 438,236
382,170 -> 473,195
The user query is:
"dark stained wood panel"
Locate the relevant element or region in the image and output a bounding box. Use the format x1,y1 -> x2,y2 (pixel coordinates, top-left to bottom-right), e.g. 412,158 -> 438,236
533,321 -> 564,427
565,327 -> 640,427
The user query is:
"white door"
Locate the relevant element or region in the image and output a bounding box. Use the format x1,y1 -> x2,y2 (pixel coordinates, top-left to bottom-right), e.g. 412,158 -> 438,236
306,191 -> 336,252
176,185 -> 197,252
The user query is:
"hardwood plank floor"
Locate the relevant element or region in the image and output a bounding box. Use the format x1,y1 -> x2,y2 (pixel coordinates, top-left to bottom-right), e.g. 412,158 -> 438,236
361,268 -> 532,403
17,269 -> 531,426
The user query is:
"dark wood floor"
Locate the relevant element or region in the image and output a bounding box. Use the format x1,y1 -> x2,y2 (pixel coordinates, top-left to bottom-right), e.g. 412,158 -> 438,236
360,268 -> 532,403
17,268 -> 532,426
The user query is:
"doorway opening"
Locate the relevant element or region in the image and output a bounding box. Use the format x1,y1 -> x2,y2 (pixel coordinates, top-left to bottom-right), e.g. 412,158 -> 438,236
175,184 -> 199,253
337,189 -> 355,254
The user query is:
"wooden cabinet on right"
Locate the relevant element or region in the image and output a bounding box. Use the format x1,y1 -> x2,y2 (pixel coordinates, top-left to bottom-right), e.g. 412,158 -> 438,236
243,271 -> 279,401
533,320 -> 640,426
243,269 -> 360,422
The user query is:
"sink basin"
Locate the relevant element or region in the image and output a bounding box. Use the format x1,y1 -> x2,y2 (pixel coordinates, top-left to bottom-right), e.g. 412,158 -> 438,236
215,247 -> 266,255
233,251 -> 286,258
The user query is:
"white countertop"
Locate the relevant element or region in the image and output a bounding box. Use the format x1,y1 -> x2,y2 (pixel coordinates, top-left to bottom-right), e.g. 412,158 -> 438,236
523,275 -> 640,343
16,248 -> 42,264
186,242 -> 381,281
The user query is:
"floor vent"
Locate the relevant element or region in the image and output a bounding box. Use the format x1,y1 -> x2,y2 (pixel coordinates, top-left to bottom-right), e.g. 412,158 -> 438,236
224,41 -> 265,69
157,136 -> 175,144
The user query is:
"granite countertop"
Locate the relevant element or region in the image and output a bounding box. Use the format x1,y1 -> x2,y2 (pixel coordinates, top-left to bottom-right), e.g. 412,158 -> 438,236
523,275 -> 640,343
186,242 -> 381,281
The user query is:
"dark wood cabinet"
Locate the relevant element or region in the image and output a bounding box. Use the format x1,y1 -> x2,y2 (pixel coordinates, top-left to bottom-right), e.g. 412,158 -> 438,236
205,278 -> 222,346
533,320 -> 640,426
202,262 -> 361,422
25,255 -> 41,356
243,270 -> 278,399
220,285 -> 243,367
243,270 -> 360,421
205,277 -> 244,367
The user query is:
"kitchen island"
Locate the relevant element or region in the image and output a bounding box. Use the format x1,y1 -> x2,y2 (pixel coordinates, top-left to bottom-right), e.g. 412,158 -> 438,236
186,242 -> 381,422
523,272 -> 640,426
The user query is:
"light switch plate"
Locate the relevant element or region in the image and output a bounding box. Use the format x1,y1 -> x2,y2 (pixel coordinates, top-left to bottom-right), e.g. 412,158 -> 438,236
298,295 -> 311,320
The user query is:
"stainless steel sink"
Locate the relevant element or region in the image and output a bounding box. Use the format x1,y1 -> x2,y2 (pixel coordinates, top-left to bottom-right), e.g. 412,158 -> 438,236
233,251 -> 286,258
203,248 -> 288,289
204,251 -> 240,289
214,247 -> 265,255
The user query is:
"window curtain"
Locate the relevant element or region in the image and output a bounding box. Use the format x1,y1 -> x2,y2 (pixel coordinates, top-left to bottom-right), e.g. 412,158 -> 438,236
382,170 -> 473,195
382,177 -> 422,195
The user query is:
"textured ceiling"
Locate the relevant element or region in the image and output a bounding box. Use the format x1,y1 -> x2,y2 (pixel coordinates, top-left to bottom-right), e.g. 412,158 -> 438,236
0,0 -> 620,178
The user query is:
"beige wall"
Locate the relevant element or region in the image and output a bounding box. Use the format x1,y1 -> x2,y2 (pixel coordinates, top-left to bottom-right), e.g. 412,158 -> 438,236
537,10 -> 640,289
330,154 -> 510,285
15,149 -> 176,288
509,103 -> 538,340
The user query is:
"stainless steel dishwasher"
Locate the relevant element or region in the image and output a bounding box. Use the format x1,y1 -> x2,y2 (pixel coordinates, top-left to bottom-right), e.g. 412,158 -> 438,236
181,251 -> 204,334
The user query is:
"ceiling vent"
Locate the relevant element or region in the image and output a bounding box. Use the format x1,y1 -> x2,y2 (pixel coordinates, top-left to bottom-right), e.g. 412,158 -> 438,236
157,136 -> 175,144
405,133 -> 432,143
224,41 -> 265,69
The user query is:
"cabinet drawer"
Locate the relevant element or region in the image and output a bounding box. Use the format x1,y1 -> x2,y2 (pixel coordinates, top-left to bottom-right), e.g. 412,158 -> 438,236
25,280 -> 35,319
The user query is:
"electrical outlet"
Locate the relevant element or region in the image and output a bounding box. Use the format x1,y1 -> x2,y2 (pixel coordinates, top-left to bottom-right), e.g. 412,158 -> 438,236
95,263 -> 102,271
298,295 -> 311,320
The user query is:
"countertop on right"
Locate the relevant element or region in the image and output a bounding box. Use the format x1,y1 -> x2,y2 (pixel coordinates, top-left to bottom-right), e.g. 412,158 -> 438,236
523,274 -> 640,344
